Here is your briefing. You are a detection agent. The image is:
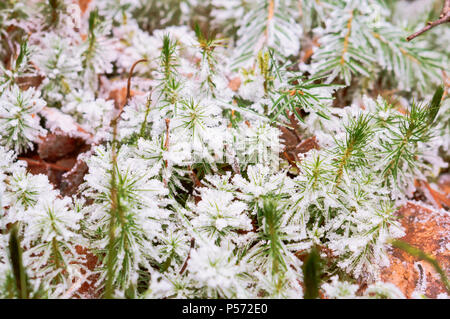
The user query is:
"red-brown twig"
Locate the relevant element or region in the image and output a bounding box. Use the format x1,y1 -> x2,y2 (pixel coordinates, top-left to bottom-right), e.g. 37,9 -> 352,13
111,59 -> 148,126
406,0 -> 450,41
188,165 -> 203,188
179,238 -> 195,275
163,118 -> 170,187
126,58 -> 148,103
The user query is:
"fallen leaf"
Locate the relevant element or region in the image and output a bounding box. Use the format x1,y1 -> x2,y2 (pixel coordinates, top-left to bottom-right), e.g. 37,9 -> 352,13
381,202 -> 450,298
228,76 -> 241,92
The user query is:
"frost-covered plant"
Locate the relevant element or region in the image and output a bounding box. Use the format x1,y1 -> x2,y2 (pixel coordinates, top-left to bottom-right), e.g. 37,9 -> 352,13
63,92 -> 114,139
83,144 -> 170,296
0,146 -> 84,297
0,85 -> 46,153
80,9 -> 117,90
0,0 -> 448,300
20,195 -> 86,297
33,33 -> 83,105
0,41 -> 35,92
230,0 -> 302,70
309,0 -> 446,93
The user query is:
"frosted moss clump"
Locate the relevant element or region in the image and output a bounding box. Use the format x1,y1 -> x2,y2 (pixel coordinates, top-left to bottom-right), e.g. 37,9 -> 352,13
0,85 -> 46,153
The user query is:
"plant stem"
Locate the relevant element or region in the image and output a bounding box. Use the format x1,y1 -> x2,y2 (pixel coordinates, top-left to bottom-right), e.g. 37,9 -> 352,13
406,0 -> 450,41
8,224 -> 29,299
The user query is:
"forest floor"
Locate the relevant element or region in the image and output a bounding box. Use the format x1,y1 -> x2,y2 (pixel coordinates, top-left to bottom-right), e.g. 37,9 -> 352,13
13,0 -> 449,299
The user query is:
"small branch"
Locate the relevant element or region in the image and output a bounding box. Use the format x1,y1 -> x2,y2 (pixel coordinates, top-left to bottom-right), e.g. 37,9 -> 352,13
164,118 -> 170,155
163,118 -> 170,187
110,58 -> 148,133
126,59 -> 148,104
442,70 -> 450,99
104,57 -> 141,297
406,0 -> 450,41
179,238 -> 195,275
110,58 -> 148,132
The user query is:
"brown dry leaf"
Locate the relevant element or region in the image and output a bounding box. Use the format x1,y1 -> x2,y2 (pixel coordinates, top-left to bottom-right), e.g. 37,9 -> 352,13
73,245 -> 101,299
108,86 -> 144,109
60,158 -> 89,197
414,179 -> 450,210
25,108 -> 91,192
279,110 -> 319,166
279,111 -> 302,149
280,126 -> 301,150
296,136 -> 319,154
16,75 -> 44,90
381,202 -> 450,298
20,155 -> 82,190
55,158 -> 78,171
228,76 -> 241,92
37,130 -> 86,161
23,156 -> 65,187
438,173 -> 450,199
